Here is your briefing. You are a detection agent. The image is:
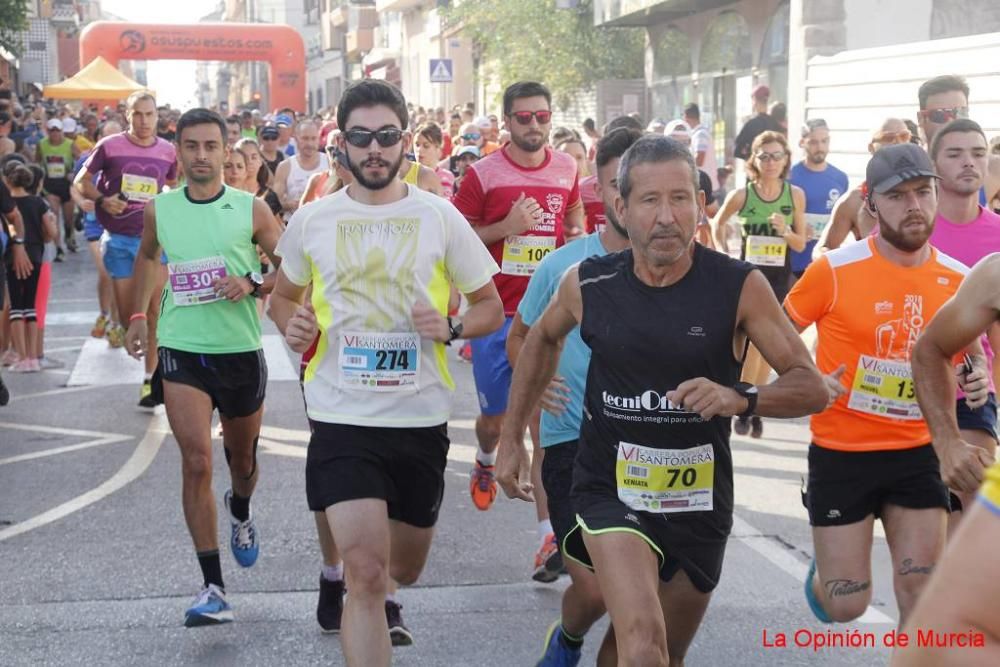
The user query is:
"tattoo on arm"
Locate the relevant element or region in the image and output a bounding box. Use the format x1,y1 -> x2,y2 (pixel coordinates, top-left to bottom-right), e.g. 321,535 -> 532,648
825,579 -> 871,597
897,558 -> 934,576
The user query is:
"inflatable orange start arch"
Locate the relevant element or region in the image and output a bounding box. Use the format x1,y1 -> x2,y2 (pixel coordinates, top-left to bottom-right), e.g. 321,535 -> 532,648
79,22 -> 306,112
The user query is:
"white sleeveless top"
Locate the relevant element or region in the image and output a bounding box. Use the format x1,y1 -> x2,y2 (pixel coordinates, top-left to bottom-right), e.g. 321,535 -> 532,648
286,153 -> 330,206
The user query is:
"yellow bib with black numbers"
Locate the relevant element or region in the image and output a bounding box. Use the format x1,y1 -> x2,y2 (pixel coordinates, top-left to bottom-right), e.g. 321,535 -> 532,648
847,354 -> 921,420
615,442 -> 714,513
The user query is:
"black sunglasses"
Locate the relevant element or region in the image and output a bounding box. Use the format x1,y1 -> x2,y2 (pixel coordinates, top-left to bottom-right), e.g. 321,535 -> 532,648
344,127 -> 404,148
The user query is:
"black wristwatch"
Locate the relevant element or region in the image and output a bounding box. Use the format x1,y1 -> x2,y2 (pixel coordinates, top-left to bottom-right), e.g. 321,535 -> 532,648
732,382 -> 758,419
244,271 -> 264,298
95,195 -> 105,208
446,316 -> 463,346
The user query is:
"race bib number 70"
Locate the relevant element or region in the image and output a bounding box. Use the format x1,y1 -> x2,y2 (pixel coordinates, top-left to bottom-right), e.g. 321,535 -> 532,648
616,442 -> 714,513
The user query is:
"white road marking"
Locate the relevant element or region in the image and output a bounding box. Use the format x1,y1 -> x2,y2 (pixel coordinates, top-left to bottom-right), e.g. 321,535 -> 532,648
261,335 -> 297,381
66,338 -> 144,386
66,335 -> 298,387
9,385 -> 100,403
731,514 -> 895,625
0,413 -> 169,542
0,422 -> 131,466
46,311 -> 103,326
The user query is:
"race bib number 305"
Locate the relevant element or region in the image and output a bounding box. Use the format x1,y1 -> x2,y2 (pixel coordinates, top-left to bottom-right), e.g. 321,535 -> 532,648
847,355 -> 921,420
745,235 -> 787,267
501,235 -> 555,276
121,173 -> 158,201
168,256 -> 227,306
339,332 -> 420,392
616,442 -> 714,513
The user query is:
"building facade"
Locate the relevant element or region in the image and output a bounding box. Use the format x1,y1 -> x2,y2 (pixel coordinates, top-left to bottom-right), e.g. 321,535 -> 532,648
595,0 -> 1000,174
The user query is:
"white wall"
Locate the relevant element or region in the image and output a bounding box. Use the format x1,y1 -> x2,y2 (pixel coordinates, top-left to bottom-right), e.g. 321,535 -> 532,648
804,31 -> 1000,185
845,0 -> 933,50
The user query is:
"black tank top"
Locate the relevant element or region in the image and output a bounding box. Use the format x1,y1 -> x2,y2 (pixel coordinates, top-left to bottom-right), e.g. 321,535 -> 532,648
574,245 -> 753,540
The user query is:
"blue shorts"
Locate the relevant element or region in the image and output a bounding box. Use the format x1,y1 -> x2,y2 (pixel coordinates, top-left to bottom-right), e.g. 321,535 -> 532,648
956,393 -> 998,439
83,213 -> 103,243
470,316 -> 513,416
103,233 -> 141,279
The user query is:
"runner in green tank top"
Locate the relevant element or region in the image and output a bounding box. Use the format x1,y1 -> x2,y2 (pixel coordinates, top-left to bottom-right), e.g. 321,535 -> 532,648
712,130 -> 807,439
124,109 -> 284,628
38,120 -> 80,254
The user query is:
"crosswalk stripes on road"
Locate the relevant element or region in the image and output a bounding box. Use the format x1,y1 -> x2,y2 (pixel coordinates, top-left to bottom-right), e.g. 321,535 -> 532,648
67,335 -> 298,386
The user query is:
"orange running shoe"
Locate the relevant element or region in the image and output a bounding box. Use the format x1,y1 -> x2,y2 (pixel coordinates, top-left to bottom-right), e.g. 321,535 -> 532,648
532,533 -> 563,583
469,461 -> 497,511
90,314 -> 109,338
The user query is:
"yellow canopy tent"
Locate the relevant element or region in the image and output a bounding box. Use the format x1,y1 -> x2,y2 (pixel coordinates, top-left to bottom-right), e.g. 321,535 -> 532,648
43,56 -> 152,100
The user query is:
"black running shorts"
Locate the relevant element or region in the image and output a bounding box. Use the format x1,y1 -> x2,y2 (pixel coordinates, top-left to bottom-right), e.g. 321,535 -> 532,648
43,178 -> 71,204
157,347 -> 266,419
541,439 -> 579,552
956,393 -> 998,439
562,492 -> 728,594
306,421 -> 449,528
804,443 -> 950,527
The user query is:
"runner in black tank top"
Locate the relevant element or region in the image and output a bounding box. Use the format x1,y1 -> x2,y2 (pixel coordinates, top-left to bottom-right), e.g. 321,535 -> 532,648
496,135 -> 826,666
565,245 -> 750,591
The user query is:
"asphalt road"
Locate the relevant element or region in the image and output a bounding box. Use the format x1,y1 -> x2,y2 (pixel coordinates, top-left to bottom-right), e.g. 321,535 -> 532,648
0,248 -> 903,666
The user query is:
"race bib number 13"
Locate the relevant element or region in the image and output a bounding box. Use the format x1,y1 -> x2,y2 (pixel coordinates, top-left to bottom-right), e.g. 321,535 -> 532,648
848,355 -> 922,420
615,442 -> 714,513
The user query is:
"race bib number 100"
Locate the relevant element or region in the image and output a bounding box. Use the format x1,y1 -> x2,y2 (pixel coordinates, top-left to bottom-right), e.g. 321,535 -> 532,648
501,235 -> 556,276
168,256 -> 227,306
615,442 -> 714,513
339,332 -> 420,392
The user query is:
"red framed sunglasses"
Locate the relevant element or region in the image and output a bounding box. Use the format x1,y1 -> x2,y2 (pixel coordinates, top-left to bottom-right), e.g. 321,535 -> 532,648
509,110 -> 552,125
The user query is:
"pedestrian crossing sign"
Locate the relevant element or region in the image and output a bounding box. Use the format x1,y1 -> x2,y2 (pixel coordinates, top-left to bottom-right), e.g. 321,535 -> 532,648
430,59 -> 453,83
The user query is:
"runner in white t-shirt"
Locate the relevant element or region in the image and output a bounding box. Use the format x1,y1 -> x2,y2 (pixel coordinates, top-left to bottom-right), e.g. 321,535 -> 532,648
269,80 -> 503,667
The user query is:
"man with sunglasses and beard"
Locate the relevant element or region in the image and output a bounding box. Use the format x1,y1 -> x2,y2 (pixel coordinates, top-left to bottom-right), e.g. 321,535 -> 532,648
786,143 -> 989,627
453,81 -> 585,514
269,80 -> 503,667
917,75 -> 1000,212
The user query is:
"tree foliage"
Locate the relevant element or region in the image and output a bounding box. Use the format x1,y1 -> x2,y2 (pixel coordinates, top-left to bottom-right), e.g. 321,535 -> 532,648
0,0 -> 28,57
443,0 -> 645,109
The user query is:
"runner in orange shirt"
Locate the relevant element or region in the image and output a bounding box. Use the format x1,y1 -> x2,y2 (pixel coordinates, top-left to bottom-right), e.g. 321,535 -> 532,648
784,144 -> 989,626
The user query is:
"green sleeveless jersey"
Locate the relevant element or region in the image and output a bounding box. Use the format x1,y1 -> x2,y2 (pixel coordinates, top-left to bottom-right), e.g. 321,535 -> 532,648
155,186 -> 261,354
38,138 -> 74,180
737,181 -> 795,278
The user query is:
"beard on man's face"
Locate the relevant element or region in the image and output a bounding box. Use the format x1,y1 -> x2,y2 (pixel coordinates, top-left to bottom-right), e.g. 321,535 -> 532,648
878,211 -> 933,252
348,151 -> 404,190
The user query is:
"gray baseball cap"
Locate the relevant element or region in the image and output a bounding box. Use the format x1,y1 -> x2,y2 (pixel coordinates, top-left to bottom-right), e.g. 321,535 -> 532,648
866,143 -> 939,194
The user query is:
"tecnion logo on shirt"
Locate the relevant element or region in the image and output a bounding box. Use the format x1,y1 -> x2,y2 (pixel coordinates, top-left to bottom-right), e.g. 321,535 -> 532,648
603,390 -> 684,413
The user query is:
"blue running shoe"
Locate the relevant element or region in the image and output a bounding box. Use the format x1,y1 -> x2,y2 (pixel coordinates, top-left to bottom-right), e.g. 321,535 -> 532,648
804,558 -> 832,623
537,620 -> 582,667
224,489 -> 259,568
184,584 -> 233,627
